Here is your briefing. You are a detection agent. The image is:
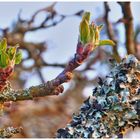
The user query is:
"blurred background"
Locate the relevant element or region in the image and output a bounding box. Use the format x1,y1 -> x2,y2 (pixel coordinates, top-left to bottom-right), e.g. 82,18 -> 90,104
0,1 -> 140,138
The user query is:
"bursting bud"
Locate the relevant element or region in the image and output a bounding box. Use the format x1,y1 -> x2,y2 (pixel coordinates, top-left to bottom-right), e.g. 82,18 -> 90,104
79,12 -> 115,49
0,38 -> 22,91
0,38 -> 22,68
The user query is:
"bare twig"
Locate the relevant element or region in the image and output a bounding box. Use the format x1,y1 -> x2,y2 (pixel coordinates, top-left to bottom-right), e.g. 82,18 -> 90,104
28,2 -> 57,25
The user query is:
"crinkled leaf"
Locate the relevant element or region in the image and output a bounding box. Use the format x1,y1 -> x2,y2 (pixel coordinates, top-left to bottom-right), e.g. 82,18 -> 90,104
98,40 -> 115,46
15,51 -> 22,64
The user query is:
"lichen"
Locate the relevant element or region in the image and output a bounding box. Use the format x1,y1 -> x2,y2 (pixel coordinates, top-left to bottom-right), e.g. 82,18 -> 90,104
57,55 -> 140,138
0,127 -> 22,138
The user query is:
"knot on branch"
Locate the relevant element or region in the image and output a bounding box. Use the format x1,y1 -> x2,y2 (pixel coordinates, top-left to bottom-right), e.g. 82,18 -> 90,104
53,85 -> 64,95
57,55 -> 140,138
63,72 -> 73,82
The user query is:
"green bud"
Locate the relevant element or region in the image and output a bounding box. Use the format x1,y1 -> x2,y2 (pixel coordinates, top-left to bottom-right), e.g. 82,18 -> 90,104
0,38 -> 22,68
79,12 -> 115,50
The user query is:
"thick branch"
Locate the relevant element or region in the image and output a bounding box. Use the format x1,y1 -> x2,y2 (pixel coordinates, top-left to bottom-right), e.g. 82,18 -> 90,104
118,2 -> 135,55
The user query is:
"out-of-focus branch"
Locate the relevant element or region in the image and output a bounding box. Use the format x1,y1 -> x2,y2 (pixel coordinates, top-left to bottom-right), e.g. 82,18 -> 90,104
80,48 -> 107,72
20,62 -> 65,71
36,68 -> 45,83
27,16 -> 65,32
118,2 -> 135,55
12,2 -> 83,33
133,25 -> 140,60
104,2 -> 121,62
28,2 -> 57,25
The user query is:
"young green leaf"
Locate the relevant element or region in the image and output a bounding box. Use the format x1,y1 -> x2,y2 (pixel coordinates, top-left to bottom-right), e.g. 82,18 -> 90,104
80,19 -> 90,44
15,51 -> 22,64
7,47 -> 16,60
0,53 -> 9,68
82,12 -> 90,23
94,26 -> 100,45
0,38 -> 7,51
89,25 -> 95,43
98,40 -> 115,46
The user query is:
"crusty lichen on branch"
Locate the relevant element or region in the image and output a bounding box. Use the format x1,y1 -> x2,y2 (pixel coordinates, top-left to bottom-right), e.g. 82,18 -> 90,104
57,55 -> 140,138
0,127 -> 22,138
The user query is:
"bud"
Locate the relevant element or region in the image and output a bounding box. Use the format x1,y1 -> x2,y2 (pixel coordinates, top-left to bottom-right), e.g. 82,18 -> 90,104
0,38 -> 22,92
0,38 -> 22,68
79,12 -> 115,50
79,19 -> 90,44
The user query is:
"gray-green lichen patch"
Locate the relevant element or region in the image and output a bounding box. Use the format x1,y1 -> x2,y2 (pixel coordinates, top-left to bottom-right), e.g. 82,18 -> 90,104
0,127 -> 22,138
57,55 -> 140,138
0,84 -> 33,102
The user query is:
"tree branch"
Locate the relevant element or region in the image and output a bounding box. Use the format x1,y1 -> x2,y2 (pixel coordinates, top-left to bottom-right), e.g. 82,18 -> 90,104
118,2 -> 135,55
104,2 -> 121,62
0,42 -> 94,103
